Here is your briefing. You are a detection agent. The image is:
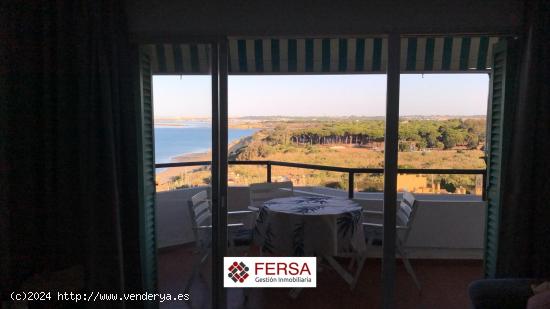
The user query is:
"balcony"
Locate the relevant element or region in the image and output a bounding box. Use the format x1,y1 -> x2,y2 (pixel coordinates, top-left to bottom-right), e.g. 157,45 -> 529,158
155,161 -> 486,308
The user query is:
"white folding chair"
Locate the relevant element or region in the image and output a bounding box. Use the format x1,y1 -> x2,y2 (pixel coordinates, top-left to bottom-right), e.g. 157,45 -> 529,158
248,181 -> 294,212
185,190 -> 254,293
362,191 -> 422,290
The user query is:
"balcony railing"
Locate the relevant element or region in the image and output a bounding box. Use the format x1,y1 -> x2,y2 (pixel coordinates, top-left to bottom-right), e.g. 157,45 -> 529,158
155,160 -> 487,200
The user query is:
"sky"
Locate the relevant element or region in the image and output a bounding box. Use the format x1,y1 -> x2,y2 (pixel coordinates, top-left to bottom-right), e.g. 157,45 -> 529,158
152,74 -> 489,118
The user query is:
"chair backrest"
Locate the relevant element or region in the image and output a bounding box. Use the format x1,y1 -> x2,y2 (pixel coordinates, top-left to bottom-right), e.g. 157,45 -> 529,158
397,191 -> 418,242
187,190 -> 212,244
249,181 -> 294,208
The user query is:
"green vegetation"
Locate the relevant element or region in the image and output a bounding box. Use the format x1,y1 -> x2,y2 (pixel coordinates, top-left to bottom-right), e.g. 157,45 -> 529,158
285,118 -> 485,150
162,118 -> 487,194
289,120 -> 385,144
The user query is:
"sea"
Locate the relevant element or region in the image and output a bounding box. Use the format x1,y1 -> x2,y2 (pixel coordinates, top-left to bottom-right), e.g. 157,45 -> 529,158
154,121 -> 257,164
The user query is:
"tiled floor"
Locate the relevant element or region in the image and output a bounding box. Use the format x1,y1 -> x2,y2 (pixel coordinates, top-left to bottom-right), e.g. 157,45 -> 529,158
158,245 -> 482,309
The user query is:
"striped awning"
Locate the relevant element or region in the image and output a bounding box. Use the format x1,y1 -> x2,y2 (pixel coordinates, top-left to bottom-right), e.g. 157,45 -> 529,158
147,36 -> 501,75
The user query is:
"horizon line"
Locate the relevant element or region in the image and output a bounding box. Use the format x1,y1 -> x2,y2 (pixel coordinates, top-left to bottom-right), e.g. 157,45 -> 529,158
155,114 -> 487,119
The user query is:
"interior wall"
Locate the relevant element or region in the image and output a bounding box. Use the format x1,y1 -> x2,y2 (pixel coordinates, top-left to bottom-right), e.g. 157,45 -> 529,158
126,0 -> 523,39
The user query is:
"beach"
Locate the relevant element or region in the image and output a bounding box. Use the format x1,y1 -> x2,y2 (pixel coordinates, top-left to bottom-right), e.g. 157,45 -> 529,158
155,151 -> 211,190
155,137 -> 250,191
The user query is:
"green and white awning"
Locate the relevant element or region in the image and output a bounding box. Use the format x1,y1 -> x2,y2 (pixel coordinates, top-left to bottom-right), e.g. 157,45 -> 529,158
148,36 -> 501,75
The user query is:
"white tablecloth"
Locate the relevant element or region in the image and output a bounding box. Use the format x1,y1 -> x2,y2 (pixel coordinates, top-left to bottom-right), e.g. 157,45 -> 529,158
254,196 -> 366,257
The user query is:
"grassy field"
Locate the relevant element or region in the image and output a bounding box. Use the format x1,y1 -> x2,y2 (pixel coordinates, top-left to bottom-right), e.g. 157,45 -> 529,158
228,143 -> 484,191
161,143 -> 485,193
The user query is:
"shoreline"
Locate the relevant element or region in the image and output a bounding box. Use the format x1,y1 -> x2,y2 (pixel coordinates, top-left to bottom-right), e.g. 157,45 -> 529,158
167,136 -> 247,163
155,151 -> 212,191
155,136 -> 252,190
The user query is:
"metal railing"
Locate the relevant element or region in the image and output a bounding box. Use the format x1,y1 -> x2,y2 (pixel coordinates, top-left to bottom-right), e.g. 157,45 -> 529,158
155,160 -> 487,200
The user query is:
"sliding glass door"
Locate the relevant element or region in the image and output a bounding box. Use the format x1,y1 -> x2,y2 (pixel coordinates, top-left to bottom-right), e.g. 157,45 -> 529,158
139,39 -> 229,309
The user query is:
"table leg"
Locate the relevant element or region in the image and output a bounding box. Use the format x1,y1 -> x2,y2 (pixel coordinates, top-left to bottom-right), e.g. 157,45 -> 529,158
324,254 -> 366,290
324,256 -> 354,285
288,256 -> 323,299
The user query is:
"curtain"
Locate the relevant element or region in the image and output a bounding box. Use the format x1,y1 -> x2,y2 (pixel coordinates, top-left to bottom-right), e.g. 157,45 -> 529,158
497,0 -> 550,278
3,0 -> 143,305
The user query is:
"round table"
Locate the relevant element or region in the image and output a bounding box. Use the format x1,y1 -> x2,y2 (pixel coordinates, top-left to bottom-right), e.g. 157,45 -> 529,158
254,196 -> 366,257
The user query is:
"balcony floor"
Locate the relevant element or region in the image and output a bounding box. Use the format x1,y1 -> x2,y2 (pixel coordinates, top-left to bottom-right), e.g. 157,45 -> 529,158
158,245 -> 482,309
